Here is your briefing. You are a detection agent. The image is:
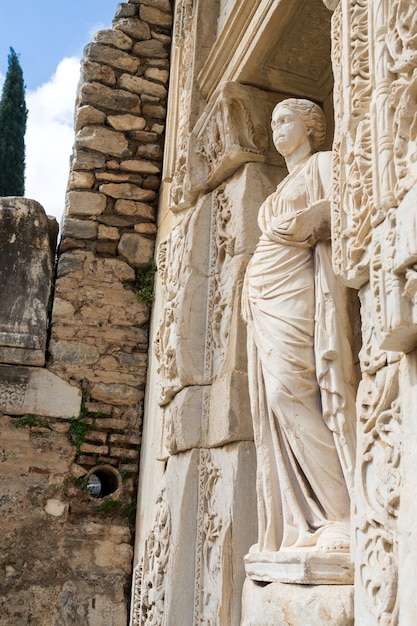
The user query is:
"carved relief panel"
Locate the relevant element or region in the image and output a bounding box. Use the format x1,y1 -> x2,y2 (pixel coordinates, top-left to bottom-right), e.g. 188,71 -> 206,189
154,200 -> 211,405
331,0 -> 417,288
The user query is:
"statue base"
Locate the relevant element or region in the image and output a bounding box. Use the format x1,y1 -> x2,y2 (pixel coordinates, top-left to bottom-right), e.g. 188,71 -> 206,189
244,550 -> 354,585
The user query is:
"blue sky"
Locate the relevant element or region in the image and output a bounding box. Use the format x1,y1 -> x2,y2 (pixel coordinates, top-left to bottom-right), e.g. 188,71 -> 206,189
0,0 -> 120,221
0,1 -> 118,90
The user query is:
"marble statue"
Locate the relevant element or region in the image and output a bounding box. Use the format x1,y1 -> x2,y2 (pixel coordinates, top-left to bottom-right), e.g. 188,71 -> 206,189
242,98 -> 356,556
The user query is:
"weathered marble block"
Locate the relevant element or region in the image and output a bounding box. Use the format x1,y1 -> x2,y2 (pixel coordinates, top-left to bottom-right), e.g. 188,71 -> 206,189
241,578 -> 354,626
0,364 -> 81,418
0,198 -> 58,366
132,444 -> 256,626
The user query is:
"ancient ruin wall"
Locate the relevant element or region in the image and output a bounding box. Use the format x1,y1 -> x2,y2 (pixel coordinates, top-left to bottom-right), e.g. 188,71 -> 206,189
0,2 -> 172,624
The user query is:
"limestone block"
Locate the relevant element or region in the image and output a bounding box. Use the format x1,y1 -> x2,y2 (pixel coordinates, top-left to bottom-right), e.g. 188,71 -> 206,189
113,18 -> 151,42
99,183 -> 156,201
144,67 -> 169,84
137,143 -> 163,160
107,114 -> 146,131
77,82 -> 141,114
66,190 -> 107,216
151,122 -> 165,134
114,200 -> 155,220
80,59 -> 117,86
76,126 -> 130,158
120,159 -> 160,174
117,232 -> 155,267
0,198 -> 57,366
241,578 -> 354,626
150,31 -> 171,46
49,340 -> 100,365
119,73 -> 167,99
128,129 -> 158,143
85,43 -> 141,73
74,105 -> 106,132
133,39 -> 168,58
67,171 -> 95,190
92,28 -> 133,51
62,217 -> 98,240
139,5 -> 173,27
142,175 -> 160,191
56,250 -> 87,278
93,539 -> 133,573
141,103 -> 166,119
96,171 -> 143,184
0,364 -> 81,418
115,3 -> 137,18
134,223 -> 157,235
141,0 -> 171,11
71,148 -> 106,170
52,298 -> 75,318
91,382 -> 143,405
98,225 -> 120,241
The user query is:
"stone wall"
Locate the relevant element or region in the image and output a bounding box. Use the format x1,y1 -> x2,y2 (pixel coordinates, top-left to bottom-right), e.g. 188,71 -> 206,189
0,2 -> 172,625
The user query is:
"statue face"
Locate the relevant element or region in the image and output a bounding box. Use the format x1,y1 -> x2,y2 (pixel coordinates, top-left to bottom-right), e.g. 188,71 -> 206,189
271,106 -> 310,157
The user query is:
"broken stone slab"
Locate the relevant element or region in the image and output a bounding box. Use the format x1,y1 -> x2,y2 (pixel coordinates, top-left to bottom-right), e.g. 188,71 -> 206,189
0,364 -> 81,418
244,550 -> 354,585
0,198 -> 58,366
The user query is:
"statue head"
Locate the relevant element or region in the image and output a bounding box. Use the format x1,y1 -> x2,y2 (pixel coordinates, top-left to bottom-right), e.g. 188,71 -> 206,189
271,98 -> 327,153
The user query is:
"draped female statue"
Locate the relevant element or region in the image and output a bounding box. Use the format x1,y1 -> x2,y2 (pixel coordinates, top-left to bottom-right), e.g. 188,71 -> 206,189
242,98 -> 356,554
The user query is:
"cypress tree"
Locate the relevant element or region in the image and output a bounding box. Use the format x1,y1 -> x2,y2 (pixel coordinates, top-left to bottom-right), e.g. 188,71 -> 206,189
0,48 -> 28,196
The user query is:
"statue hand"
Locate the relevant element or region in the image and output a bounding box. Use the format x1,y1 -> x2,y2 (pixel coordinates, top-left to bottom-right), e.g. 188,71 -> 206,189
272,200 -> 330,245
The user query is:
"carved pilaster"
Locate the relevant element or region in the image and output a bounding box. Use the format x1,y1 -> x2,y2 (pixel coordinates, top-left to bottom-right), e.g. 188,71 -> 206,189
355,363 -> 401,625
332,0 -> 417,290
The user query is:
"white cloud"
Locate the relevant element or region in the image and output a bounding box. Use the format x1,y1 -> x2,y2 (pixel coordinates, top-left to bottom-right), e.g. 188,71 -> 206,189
25,57 -> 81,223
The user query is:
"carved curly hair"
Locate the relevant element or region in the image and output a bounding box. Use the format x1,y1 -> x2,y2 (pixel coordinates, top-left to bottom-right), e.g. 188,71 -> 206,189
272,98 -> 327,152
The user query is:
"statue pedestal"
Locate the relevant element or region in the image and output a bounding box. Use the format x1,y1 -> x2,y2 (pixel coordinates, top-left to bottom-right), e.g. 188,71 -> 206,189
244,550 -> 354,585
